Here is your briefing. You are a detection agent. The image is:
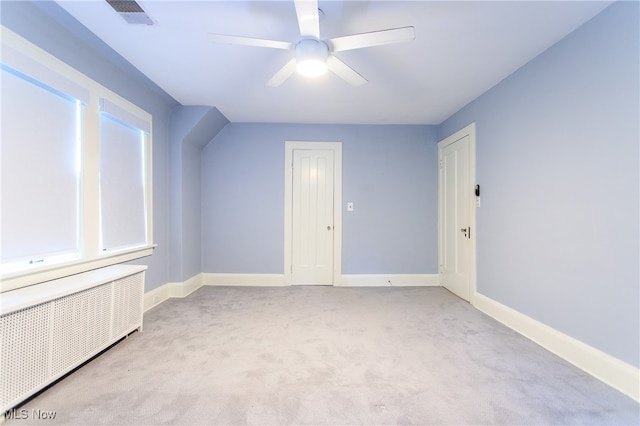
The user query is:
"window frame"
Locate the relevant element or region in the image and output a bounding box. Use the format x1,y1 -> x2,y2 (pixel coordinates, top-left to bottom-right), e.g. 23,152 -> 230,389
0,26 -> 155,292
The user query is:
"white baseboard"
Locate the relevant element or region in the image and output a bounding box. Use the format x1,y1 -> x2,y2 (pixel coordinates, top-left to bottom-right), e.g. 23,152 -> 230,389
143,273 -> 203,312
339,274 -> 439,287
203,273 -> 286,287
474,292 -> 640,402
201,273 -> 439,287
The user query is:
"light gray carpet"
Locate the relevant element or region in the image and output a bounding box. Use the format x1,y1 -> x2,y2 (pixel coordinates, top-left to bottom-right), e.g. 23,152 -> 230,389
6,286 -> 639,425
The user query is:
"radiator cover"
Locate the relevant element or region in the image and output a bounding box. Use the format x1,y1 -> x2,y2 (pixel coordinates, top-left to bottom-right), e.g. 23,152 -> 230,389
0,265 -> 146,413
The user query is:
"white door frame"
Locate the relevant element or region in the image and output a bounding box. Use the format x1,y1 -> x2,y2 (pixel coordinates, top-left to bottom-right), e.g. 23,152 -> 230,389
438,123 -> 477,303
284,141 -> 342,286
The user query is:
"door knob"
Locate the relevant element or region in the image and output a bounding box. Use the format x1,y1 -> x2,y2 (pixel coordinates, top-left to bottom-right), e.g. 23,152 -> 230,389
327,225 -> 332,231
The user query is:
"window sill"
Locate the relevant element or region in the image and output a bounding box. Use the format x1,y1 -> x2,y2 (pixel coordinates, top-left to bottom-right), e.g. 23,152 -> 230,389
0,245 -> 156,293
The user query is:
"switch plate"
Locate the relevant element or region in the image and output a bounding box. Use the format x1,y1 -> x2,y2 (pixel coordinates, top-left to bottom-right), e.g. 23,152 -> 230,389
347,202 -> 354,211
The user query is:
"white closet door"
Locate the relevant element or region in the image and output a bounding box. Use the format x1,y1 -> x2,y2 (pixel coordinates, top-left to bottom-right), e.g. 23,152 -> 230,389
291,149 -> 335,285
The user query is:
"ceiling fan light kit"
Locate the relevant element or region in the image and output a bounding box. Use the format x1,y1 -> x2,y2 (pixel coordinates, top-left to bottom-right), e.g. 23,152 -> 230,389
295,39 -> 329,78
208,0 -> 415,87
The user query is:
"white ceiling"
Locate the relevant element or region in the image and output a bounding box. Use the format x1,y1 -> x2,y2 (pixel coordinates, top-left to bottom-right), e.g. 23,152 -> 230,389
55,1 -> 611,125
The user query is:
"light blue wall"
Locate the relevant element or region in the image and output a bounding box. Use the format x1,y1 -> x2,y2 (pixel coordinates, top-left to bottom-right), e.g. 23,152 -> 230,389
1,1 -> 180,292
169,107 -> 229,282
201,123 -> 438,274
439,2 -> 639,367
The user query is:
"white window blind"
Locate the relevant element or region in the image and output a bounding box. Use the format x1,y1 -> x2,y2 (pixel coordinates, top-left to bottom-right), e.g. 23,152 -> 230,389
99,104 -> 149,252
1,66 -> 81,267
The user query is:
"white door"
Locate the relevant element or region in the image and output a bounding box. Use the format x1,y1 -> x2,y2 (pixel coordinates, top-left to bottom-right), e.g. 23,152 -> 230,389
439,125 -> 475,301
291,149 -> 335,285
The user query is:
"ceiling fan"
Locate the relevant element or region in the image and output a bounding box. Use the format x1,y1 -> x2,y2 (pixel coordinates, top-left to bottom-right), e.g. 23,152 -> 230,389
208,0 -> 415,87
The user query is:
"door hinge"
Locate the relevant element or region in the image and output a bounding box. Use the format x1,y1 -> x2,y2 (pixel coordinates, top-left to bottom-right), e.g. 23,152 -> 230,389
439,160 -> 443,169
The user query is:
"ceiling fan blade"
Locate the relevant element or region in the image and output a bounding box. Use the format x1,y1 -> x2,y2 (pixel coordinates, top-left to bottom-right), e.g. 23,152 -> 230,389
208,33 -> 293,50
326,55 -> 367,86
267,58 -> 297,87
294,0 -> 320,39
329,26 -> 415,52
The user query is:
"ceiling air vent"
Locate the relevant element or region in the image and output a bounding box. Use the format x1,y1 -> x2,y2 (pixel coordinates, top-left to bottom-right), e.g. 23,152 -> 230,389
106,0 -> 155,25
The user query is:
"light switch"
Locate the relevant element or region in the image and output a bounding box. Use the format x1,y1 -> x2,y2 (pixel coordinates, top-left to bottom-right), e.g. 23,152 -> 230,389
347,202 -> 354,212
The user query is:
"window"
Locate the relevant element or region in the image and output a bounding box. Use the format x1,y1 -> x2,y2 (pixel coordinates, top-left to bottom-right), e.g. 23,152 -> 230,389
99,100 -> 151,253
0,27 -> 154,292
1,66 -> 83,271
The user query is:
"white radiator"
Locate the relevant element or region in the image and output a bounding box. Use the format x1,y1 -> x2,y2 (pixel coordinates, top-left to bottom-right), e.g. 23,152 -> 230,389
0,265 -> 146,413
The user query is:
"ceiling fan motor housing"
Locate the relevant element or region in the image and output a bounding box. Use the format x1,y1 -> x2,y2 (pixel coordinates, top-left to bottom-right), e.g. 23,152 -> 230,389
295,39 -> 329,77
